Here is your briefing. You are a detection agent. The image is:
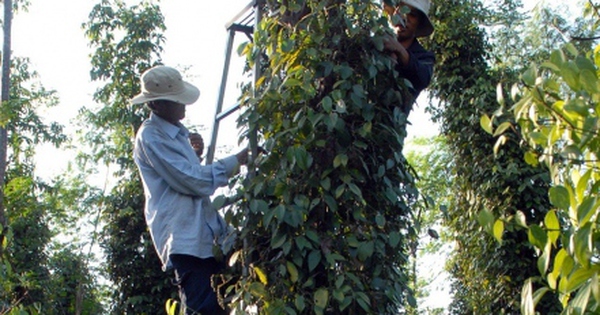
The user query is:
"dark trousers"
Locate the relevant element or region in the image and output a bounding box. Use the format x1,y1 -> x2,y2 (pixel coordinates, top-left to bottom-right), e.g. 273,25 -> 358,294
170,254 -> 228,315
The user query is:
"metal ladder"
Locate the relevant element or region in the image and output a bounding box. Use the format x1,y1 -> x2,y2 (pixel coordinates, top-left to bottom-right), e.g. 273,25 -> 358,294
205,0 -> 263,165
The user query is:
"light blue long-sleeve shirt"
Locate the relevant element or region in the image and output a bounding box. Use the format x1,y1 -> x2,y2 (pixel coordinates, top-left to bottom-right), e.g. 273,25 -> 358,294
133,113 -> 238,271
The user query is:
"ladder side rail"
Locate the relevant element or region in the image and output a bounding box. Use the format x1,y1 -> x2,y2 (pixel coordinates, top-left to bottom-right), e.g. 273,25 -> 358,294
206,27 -> 237,164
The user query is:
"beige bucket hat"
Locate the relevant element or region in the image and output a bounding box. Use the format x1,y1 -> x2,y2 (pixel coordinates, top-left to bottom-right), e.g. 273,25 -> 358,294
131,65 -> 200,105
385,0 -> 434,38
402,0 -> 434,37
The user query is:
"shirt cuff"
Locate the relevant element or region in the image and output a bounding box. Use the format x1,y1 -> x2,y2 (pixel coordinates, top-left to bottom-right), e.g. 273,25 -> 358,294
218,155 -> 240,177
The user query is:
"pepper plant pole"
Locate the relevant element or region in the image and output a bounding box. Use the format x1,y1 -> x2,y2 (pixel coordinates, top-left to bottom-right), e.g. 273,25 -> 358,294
0,0 -> 12,250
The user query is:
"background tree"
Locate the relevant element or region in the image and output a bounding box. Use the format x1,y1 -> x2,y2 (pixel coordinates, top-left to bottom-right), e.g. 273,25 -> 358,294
220,0 -> 423,313
427,0 -> 562,313
404,136 -> 454,315
81,0 -> 175,313
482,2 -> 600,313
0,54 -> 107,313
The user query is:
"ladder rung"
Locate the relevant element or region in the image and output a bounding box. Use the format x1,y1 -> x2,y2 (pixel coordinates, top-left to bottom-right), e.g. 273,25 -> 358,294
215,103 -> 241,121
229,24 -> 254,35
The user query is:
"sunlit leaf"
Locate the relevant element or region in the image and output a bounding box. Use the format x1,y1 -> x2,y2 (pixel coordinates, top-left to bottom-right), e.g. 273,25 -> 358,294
493,220 -> 504,244
521,278 -> 534,315
480,114 -> 493,134
254,266 -> 268,285
544,210 -> 560,245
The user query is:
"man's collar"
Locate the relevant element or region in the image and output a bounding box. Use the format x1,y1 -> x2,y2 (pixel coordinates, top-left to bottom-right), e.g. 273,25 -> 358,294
149,112 -> 188,139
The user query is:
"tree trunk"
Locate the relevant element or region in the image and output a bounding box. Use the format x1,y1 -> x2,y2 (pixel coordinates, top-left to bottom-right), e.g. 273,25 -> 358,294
0,0 -> 13,254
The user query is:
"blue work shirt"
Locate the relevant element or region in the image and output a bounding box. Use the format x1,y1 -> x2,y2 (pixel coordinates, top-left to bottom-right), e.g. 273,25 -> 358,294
133,112 -> 238,271
397,39 -> 435,114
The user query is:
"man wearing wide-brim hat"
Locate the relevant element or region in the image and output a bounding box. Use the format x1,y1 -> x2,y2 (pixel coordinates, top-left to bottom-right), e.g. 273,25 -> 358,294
382,0 -> 435,114
131,65 -> 248,314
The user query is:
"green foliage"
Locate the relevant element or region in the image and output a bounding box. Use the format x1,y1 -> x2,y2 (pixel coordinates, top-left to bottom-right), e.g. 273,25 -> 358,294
221,0 -> 421,313
0,52 -> 105,313
485,41 -> 600,314
428,0 -> 562,313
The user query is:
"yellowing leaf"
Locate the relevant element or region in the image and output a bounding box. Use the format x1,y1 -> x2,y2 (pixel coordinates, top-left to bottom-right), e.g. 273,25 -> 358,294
254,266 -> 268,285
493,220 -> 504,244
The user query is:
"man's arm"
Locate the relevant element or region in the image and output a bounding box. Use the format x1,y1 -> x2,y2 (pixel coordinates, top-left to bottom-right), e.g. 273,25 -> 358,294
138,136 -> 239,197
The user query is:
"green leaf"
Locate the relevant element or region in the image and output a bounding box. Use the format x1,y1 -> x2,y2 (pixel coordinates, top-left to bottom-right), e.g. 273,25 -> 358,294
580,69 -> 599,93
375,214 -> 385,228
576,168 -> 591,201
357,241 -> 374,261
389,232 -> 401,248
551,249 -> 568,289
561,62 -> 581,91
493,121 -> 512,137
522,66 -> 537,86
480,114 -> 493,134
322,96 -> 333,112
333,154 -> 348,168
577,197 -> 597,226
538,242 -> 551,276
592,274 -> 600,306
549,185 -> 571,210
271,232 -> 287,248
574,223 -> 592,269
313,288 -> 329,314
250,199 -> 269,214
527,224 -> 548,249
550,48 -> 565,66
566,268 -> 596,293
477,209 -> 495,233
568,281 -> 591,315
212,195 -> 227,209
529,132 -> 547,145
355,291 -> 371,311
541,61 -> 560,72
284,78 -> 302,88
335,185 -> 345,198
348,183 -> 362,199
248,281 -> 268,298
287,261 -> 299,283
333,289 -> 345,303
295,295 -> 306,312
308,250 -> 321,271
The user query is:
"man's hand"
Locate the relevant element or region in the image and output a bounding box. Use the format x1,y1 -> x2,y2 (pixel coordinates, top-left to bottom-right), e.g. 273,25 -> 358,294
236,149 -> 249,165
235,146 -> 267,165
383,35 -> 409,66
189,132 -> 204,158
